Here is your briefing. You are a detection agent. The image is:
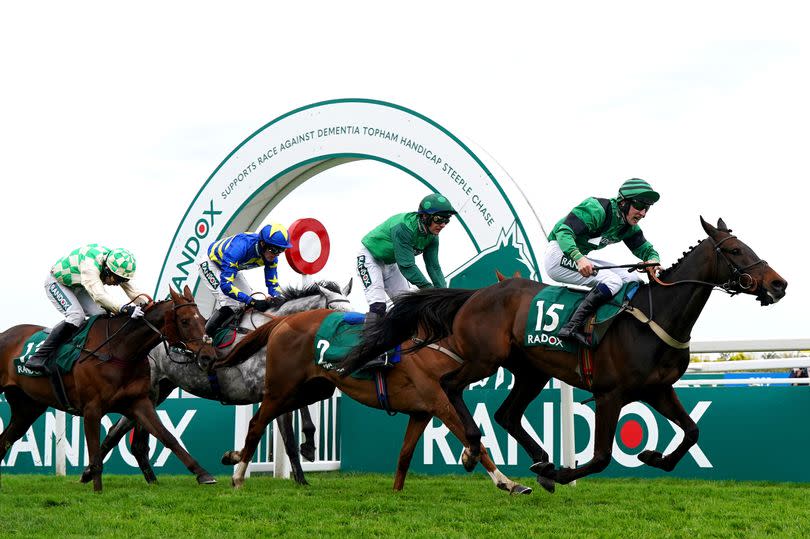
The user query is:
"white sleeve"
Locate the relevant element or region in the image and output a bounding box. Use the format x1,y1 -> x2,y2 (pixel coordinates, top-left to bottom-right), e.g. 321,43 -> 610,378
78,260 -> 123,313
120,281 -> 150,305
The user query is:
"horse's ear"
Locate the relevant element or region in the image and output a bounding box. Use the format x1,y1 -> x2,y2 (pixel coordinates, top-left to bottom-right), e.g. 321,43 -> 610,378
513,271 -> 522,278
342,279 -> 353,297
716,218 -> 729,232
169,286 -> 181,303
495,270 -> 507,282
183,285 -> 194,301
700,216 -> 717,237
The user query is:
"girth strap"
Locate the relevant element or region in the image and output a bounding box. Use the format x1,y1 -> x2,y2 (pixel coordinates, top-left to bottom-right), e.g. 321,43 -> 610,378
624,306 -> 691,349
411,337 -> 464,364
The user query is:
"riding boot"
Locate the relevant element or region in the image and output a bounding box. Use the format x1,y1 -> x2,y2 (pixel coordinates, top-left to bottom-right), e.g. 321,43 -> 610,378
357,307 -> 393,372
26,321 -> 78,374
558,286 -> 613,347
205,306 -> 236,338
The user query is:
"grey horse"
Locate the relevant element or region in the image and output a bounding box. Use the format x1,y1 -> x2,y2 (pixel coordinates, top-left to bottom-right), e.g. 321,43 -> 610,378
80,280 -> 352,485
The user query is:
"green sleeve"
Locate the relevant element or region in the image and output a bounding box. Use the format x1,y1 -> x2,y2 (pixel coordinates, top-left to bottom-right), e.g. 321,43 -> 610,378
554,198 -> 607,260
391,223 -> 432,288
423,239 -> 446,288
632,242 -> 660,263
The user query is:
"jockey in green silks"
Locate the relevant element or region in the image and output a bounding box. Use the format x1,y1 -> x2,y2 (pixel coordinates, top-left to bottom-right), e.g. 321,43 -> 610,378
544,178 -> 662,346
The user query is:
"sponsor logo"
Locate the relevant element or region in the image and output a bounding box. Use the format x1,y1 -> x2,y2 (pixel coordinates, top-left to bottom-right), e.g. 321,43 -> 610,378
559,255 -> 578,272
48,283 -> 72,311
527,333 -> 565,347
169,200 -> 223,292
356,256 -> 372,289
199,261 -> 220,290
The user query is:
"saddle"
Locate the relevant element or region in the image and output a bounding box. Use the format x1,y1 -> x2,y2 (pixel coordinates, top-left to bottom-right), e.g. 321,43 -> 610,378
15,317 -> 97,377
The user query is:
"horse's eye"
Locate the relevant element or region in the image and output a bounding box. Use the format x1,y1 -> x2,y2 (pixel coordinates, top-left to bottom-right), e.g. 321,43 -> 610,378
730,248 -> 742,256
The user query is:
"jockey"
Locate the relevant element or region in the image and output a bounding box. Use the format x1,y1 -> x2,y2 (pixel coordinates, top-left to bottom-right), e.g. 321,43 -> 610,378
544,178 -> 662,346
197,223 -> 292,337
356,193 -> 456,328
27,245 -> 149,374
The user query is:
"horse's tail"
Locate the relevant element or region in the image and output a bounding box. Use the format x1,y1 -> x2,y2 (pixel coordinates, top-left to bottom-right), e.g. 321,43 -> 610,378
339,287 -> 477,376
213,315 -> 287,369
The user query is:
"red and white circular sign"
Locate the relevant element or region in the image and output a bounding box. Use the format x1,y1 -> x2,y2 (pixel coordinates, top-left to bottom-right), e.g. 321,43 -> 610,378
285,218 -> 331,275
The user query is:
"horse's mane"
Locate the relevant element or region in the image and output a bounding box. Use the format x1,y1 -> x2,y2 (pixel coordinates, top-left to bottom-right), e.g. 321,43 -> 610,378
280,280 -> 341,300
657,239 -> 705,280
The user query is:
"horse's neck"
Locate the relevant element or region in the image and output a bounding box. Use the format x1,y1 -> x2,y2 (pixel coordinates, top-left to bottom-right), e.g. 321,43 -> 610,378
645,240 -> 717,341
124,304 -> 169,356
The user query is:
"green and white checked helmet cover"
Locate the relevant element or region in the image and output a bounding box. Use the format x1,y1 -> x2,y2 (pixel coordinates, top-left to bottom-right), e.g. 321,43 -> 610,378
51,244 -> 108,286
106,248 -> 137,279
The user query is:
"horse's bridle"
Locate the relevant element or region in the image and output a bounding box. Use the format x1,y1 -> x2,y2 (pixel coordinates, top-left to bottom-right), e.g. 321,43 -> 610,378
146,302 -> 214,368
652,234 -> 767,296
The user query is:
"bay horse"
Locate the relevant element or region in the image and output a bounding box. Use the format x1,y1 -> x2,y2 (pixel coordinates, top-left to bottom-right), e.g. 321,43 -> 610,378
215,309 -> 533,494
0,286 -> 219,491
81,280 -> 353,486
342,218 -> 787,491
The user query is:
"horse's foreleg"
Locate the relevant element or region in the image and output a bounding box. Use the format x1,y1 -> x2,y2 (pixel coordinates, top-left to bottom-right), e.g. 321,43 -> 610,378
638,386 -> 699,472
129,398 -> 216,485
80,416 -> 136,483
546,391 -> 623,485
83,406 -> 104,492
298,405 -> 316,462
130,422 -> 157,484
277,412 -> 308,486
232,399 -> 280,488
436,399 -> 532,496
393,413 -> 431,491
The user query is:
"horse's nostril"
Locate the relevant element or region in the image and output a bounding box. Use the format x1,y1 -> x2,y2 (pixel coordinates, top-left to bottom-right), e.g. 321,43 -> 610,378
773,279 -> 787,291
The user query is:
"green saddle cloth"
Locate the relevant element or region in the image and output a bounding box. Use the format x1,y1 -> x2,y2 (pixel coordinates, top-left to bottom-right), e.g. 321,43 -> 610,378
15,316 -> 100,377
313,312 -> 400,380
524,283 -> 638,352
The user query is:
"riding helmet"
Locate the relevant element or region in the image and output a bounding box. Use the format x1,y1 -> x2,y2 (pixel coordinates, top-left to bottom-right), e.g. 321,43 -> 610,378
106,248 -> 137,280
617,178 -> 660,205
259,223 -> 293,249
418,193 -> 457,216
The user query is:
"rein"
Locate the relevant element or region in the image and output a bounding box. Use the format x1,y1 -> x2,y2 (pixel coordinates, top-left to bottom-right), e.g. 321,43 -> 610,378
651,235 -> 767,295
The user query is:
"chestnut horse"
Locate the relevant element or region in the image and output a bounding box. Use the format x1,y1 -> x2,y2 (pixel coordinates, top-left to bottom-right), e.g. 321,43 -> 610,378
342,218 -> 787,491
215,309 -> 532,494
0,286 -> 218,491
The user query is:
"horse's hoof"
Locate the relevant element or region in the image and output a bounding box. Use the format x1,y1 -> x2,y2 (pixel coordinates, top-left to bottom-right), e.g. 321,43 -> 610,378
231,477 -> 243,489
79,470 -> 92,484
197,474 -> 217,485
300,444 -> 316,462
638,450 -> 661,467
511,484 -> 533,495
221,450 -> 240,465
461,450 -> 479,472
536,475 -> 556,494
529,461 -> 555,478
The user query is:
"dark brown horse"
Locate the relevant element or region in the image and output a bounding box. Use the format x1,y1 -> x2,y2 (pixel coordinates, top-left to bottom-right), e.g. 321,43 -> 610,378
215,309 -> 532,494
342,218 -> 787,491
0,286 -> 218,491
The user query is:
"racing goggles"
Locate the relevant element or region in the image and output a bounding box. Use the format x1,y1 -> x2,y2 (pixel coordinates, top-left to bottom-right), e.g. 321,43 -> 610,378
431,215 -> 452,225
630,199 -> 652,212
265,244 -> 286,255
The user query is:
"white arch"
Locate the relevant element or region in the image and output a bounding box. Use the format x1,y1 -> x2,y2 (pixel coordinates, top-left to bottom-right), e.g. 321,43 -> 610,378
155,98 -> 546,309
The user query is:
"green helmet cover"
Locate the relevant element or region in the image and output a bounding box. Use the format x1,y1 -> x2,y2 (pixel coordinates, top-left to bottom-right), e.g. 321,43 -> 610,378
106,248 -> 137,280
418,193 -> 457,215
618,178 -> 660,204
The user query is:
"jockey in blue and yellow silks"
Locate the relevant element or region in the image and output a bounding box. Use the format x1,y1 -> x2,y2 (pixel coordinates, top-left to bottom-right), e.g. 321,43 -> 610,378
197,223 -> 293,337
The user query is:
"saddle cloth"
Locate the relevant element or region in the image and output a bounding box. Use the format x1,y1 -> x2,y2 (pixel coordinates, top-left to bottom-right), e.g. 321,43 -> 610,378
524,282 -> 639,352
15,316 -> 100,377
314,312 -> 400,377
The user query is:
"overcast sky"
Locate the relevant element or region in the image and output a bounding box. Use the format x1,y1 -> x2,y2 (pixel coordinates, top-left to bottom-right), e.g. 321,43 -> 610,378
1,1 -> 807,342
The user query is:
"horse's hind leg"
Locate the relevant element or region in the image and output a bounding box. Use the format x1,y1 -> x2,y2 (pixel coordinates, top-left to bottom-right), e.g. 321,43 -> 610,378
83,405 -> 105,492
298,406 -> 316,462
495,368 -> 555,492
544,390 -> 623,485
0,391 -> 47,487
637,385 -> 699,472
277,412 -> 308,486
231,398 -> 282,488
393,412 -> 431,491
439,362 -> 497,472
128,398 -> 216,485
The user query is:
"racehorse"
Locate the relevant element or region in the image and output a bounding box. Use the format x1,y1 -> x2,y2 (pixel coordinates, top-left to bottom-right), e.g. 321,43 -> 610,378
342,218 -> 787,490
0,286 -> 218,491
215,308 -> 533,494
81,280 -> 352,486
